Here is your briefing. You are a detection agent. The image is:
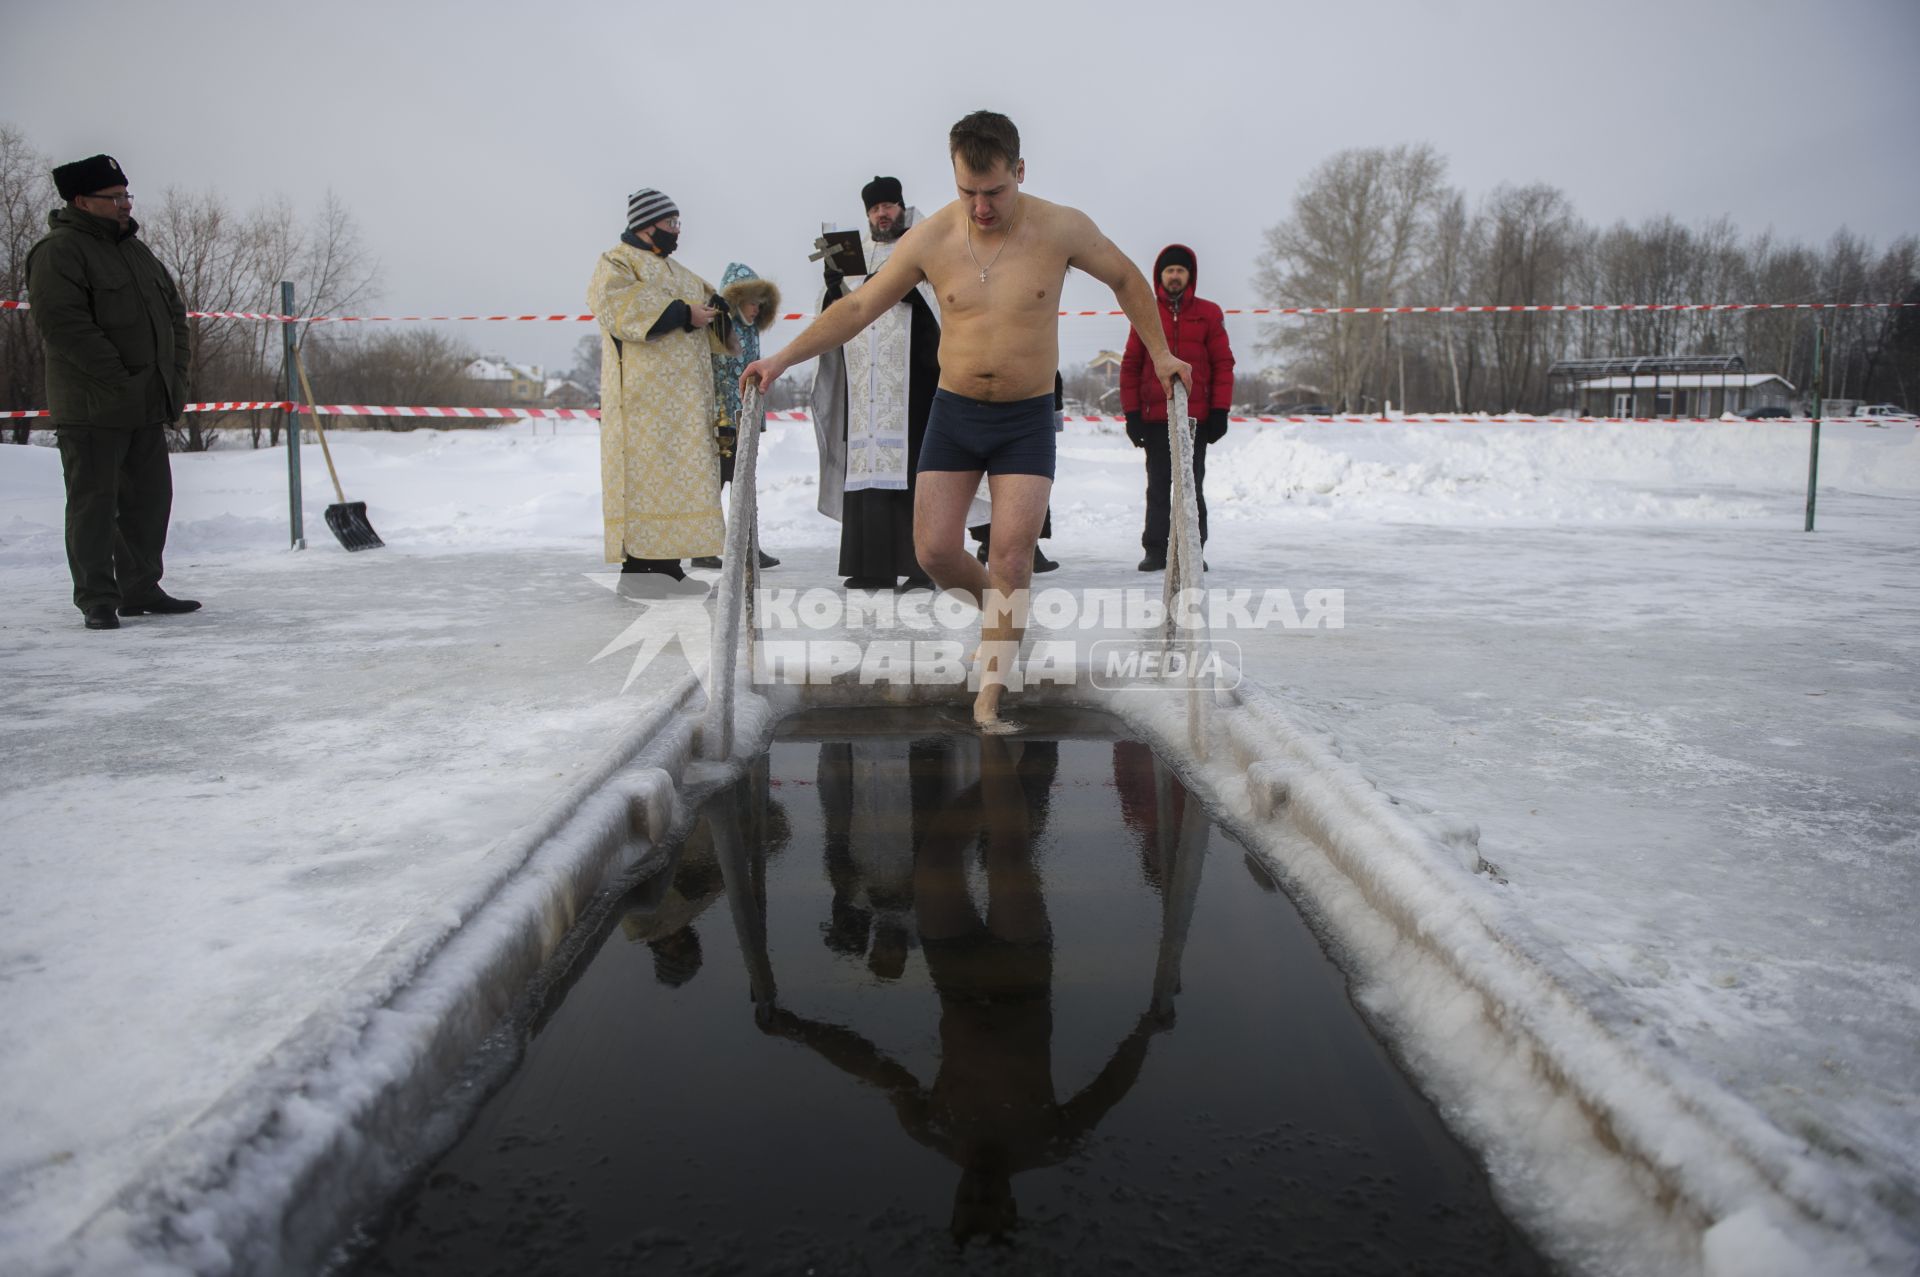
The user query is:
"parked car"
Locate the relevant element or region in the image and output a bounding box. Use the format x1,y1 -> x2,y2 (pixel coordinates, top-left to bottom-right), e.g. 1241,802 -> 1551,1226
1856,403 -> 1916,422
1742,406 -> 1793,420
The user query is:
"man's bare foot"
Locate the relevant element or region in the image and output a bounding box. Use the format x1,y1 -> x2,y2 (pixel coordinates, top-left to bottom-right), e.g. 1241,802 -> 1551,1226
972,687 -> 1020,734
972,637 -> 1019,731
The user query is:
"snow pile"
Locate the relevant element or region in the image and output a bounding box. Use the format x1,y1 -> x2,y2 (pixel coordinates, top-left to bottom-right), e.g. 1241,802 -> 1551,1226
1210,418 -> 1919,522
4,416 -> 1912,571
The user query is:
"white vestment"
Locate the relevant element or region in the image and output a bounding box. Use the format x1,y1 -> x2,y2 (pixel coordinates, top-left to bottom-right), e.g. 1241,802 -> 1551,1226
810,212 -> 988,524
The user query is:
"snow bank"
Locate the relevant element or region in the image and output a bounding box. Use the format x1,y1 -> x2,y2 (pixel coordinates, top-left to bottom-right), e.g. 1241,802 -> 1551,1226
1210,418 -> 1920,522
58,674 -> 705,1275
4,416 -> 1911,570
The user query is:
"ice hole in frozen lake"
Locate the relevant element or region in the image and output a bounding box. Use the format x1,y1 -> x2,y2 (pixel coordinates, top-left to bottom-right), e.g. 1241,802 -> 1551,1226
340,707 -> 1550,1276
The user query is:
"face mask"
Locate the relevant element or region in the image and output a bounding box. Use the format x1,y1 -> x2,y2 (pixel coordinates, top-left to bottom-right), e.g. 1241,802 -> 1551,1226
650,228 -> 679,256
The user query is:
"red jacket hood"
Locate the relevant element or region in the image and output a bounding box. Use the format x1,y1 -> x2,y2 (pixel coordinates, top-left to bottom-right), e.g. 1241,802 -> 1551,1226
1153,243 -> 1199,301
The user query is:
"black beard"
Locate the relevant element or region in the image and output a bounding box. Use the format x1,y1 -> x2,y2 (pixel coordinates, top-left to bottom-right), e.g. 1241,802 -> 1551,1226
870,214 -> 907,242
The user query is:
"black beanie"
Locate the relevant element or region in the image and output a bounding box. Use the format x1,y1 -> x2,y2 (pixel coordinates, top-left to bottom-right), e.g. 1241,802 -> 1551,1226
861,175 -> 903,209
52,154 -> 128,201
1158,245 -> 1196,276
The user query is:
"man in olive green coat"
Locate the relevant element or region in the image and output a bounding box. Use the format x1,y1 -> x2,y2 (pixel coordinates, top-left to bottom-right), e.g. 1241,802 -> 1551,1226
27,153 -> 198,630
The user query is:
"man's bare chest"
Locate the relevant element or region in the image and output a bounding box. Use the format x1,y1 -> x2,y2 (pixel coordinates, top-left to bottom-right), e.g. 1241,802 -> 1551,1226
924,229 -> 1067,321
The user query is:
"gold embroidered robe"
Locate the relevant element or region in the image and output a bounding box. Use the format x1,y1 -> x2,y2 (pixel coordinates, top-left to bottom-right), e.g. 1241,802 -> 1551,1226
588,244 -> 726,561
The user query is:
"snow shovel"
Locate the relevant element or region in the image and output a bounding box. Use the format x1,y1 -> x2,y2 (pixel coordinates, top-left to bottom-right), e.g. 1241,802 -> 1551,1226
290,344 -> 384,551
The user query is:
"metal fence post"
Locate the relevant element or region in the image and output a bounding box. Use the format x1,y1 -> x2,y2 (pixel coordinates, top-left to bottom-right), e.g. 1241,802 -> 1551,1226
1804,324 -> 1823,533
702,383 -> 767,760
280,281 -> 304,549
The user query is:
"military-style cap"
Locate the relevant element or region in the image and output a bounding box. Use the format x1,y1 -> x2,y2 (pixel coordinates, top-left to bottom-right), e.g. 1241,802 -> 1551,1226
53,154 -> 127,200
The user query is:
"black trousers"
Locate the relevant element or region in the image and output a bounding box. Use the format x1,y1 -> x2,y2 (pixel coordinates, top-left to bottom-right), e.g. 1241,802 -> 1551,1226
57,424 -> 173,611
1141,431 -> 1208,553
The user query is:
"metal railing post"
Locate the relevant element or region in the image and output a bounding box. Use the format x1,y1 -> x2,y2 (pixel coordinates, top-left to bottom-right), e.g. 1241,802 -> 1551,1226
280,281 -> 304,549
1804,324 -> 1823,532
1158,382 -> 1211,758
702,383 -> 767,759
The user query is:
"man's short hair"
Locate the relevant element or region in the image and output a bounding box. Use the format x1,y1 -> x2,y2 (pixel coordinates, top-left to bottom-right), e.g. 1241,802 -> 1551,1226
949,111 -> 1020,174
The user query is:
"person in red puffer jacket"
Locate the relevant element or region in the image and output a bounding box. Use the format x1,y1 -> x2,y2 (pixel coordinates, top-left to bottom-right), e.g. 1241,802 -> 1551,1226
1119,243 -> 1235,571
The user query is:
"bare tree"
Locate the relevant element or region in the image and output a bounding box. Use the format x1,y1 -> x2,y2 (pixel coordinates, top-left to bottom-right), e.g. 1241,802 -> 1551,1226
1886,279 -> 1920,408
1418,189 -> 1477,412
1857,237 -> 1919,402
1253,144 -> 1447,412
1476,183 -> 1578,411
569,330 -> 601,386
304,328 -> 475,427
1,124 -> 53,441
145,187 -> 262,450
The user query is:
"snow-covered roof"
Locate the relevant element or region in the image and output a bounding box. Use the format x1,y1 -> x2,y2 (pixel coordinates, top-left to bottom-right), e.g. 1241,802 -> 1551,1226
465,357 -> 542,382
1577,372 -> 1793,391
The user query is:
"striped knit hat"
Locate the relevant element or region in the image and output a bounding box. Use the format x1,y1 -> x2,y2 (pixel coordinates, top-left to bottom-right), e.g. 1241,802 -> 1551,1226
626,188 -> 679,234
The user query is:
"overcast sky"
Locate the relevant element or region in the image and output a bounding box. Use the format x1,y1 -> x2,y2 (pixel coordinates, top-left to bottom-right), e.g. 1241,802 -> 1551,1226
4,0 -> 1916,380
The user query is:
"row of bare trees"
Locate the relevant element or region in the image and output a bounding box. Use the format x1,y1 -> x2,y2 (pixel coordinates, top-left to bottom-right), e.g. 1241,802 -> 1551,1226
1,123 -> 492,448
1253,144 -> 1920,414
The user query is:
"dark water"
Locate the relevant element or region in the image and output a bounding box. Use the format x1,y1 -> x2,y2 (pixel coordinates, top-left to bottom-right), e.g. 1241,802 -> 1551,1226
346,709 -> 1550,1276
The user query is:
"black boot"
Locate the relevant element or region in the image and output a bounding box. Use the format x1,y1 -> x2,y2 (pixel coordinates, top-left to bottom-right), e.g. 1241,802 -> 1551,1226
1136,553 -> 1165,572
119,591 -> 201,615
757,549 -> 780,568
690,556 -> 723,569
1032,546 -> 1059,573
623,556 -> 686,580
84,604 -> 120,630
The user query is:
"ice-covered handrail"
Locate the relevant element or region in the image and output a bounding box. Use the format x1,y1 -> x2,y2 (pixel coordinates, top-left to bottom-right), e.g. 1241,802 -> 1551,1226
1159,380 -> 1212,759
701,383 -> 766,760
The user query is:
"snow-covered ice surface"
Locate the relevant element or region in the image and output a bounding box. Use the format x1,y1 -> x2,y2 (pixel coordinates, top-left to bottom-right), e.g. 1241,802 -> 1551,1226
0,414 -> 1915,1274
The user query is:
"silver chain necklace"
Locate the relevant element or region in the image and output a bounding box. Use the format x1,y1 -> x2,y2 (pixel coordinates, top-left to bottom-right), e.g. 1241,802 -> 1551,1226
965,202 -> 1018,283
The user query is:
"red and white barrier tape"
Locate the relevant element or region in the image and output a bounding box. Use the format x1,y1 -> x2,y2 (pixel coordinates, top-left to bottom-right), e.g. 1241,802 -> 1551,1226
0,403 -> 597,420
3,404 -> 1905,426
1110,413 -> 1914,426
5,297 -> 1917,323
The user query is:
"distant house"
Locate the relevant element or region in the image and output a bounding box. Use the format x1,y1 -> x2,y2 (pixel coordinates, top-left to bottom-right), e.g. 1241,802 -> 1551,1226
1087,349 -> 1124,386
545,376 -> 597,409
1549,355 -> 1793,418
464,356 -> 545,405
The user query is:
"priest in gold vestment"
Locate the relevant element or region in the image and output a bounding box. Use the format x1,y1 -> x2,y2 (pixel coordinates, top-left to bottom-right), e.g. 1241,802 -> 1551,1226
588,187 -> 729,579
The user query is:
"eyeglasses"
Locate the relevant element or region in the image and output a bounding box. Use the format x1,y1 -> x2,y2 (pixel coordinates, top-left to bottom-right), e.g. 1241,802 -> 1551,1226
654,217 -> 681,231
84,191 -> 134,205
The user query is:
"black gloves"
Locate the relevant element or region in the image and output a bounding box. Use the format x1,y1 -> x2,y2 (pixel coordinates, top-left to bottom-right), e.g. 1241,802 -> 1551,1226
1128,409 -> 1226,446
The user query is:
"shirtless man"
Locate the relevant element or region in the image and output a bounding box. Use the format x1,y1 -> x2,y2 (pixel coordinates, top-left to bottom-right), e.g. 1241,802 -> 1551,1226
744,110 -> 1190,729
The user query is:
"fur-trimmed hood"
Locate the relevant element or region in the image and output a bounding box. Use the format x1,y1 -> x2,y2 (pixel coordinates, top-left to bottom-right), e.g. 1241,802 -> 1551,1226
720,262 -> 780,332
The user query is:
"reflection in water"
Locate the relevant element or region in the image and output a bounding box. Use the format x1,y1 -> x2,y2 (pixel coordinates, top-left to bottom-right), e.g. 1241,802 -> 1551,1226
754,736 -> 1195,1243
618,753 -> 789,992
347,728 -> 1550,1276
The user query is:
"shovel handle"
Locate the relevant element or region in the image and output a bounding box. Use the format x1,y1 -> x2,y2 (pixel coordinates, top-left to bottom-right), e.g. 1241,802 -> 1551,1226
289,343 -> 349,506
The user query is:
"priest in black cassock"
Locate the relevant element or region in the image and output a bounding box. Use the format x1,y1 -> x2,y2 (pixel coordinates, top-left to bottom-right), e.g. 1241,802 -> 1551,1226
811,176 -> 978,591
